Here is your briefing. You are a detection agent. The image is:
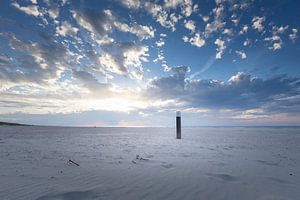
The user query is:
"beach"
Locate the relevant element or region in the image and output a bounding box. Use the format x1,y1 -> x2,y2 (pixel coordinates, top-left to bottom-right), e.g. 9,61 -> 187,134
0,126 -> 299,200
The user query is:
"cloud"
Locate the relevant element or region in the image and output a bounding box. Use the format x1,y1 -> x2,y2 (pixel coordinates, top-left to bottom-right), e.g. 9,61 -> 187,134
243,38 -> 250,46
252,16 -> 265,32
114,21 -> 155,40
239,25 -> 248,35
11,1 -> 42,17
98,42 -> 149,80
147,70 -> 300,112
120,0 -> 141,9
155,39 -> 165,47
72,8 -> 155,41
184,20 -> 196,33
56,21 -> 78,36
289,28 -> 298,42
164,0 -> 195,17
72,70 -> 111,93
214,38 -> 226,59
48,7 -> 59,20
204,4 -> 225,38
148,66 -> 190,98
272,25 -> 289,34
183,33 -> 205,47
264,35 -> 282,51
272,42 -> 282,50
71,9 -> 112,37
236,50 -> 247,59
0,32 -> 68,88
121,0 -> 197,31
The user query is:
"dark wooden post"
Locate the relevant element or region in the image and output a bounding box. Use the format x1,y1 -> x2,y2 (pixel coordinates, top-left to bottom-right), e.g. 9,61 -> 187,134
176,111 -> 181,139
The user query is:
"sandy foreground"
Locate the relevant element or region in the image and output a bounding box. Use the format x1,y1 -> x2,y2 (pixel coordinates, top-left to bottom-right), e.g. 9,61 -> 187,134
0,126 -> 299,200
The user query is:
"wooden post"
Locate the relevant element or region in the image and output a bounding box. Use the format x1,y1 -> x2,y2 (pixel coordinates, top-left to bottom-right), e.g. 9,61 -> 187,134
176,111 -> 181,139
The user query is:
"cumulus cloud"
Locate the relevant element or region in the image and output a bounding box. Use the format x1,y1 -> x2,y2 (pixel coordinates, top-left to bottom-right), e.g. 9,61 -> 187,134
289,28 -> 298,42
114,21 -> 155,40
155,39 -> 165,47
121,0 -> 197,31
121,0 -> 141,9
0,32 -> 68,88
214,38 -> 226,59
147,70 -> 300,111
204,5 -> 225,38
184,20 -> 196,32
56,21 -> 78,36
243,38 -> 250,46
72,8 -> 155,41
252,16 -> 265,32
264,35 -> 283,51
164,0 -> 195,17
11,1 -> 42,17
71,9 -> 112,37
236,50 -> 247,59
98,42 -> 149,80
239,25 -> 248,35
183,33 -> 205,47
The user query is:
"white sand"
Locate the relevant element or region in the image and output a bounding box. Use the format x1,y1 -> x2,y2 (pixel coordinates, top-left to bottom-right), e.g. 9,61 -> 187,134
0,126 -> 299,200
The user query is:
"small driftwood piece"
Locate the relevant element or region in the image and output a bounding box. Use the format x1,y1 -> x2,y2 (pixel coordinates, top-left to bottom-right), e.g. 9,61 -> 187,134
69,159 -> 80,166
132,160 -> 137,164
136,155 -> 149,161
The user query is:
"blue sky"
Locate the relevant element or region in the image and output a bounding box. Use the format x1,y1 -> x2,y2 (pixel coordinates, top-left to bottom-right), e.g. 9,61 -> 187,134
0,0 -> 300,126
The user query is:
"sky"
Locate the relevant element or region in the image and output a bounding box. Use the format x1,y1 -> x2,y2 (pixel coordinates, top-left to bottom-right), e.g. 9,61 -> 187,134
0,0 -> 300,126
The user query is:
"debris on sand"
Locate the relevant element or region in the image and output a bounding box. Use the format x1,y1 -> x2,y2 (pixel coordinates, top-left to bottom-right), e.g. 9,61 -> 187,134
136,155 -> 149,161
132,160 -> 137,164
68,159 -> 80,166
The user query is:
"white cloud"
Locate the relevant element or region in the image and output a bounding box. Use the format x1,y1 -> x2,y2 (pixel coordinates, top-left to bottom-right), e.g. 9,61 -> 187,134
236,50 -> 247,59
184,20 -> 196,32
183,33 -> 205,48
252,16 -> 265,32
121,1 -> 192,32
155,39 -> 165,47
272,42 -> 282,50
214,38 -> 226,59
162,63 -> 170,72
272,25 -> 289,34
204,5 -> 225,37
289,28 -> 298,42
243,38 -> 250,46
99,53 -> 127,76
98,43 -> 149,80
56,21 -> 78,36
239,25 -> 248,34
201,15 -> 209,22
131,24 -> 155,40
164,0 -> 194,17
223,28 -> 233,36
264,35 -> 282,51
114,21 -> 155,40
48,8 -> 59,19
11,2 -> 42,17
121,0 -> 141,9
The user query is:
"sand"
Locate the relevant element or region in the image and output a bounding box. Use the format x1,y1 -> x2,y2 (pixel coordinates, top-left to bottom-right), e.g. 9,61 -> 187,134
0,126 -> 299,200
